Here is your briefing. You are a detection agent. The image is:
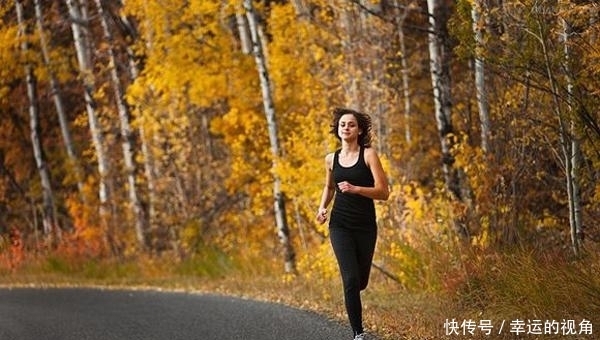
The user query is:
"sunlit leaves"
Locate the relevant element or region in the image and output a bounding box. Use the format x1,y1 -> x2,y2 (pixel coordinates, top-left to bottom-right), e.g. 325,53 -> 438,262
2,0 -> 600,272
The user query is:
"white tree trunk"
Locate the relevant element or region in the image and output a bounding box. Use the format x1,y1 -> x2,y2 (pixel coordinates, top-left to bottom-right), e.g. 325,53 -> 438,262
471,0 -> 491,153
426,0 -> 461,200
65,0 -> 116,252
120,0 -> 167,252
244,0 -> 296,273
561,17 -> 583,256
235,12 -> 252,54
94,0 -> 148,250
535,12 -> 581,255
16,0 -> 58,242
34,0 -> 86,201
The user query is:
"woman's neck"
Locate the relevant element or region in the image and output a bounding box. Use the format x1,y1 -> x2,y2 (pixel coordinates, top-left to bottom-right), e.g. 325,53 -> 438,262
340,142 -> 360,155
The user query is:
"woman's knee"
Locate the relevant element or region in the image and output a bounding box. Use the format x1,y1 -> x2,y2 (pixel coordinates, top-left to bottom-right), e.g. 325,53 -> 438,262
342,273 -> 361,292
359,277 -> 369,291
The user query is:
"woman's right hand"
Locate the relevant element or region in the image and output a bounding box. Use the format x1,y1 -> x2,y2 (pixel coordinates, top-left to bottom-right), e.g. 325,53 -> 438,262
316,208 -> 328,224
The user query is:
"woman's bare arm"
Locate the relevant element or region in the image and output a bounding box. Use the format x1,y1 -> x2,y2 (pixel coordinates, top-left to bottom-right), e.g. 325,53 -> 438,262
316,153 -> 335,223
336,148 -> 389,201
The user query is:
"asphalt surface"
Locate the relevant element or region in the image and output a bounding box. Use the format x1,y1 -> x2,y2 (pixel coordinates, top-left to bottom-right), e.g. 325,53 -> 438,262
0,287 -> 352,340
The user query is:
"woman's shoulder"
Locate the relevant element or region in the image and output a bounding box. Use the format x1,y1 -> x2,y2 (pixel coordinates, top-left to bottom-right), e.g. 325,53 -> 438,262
362,146 -> 381,165
363,146 -> 378,157
326,148 -> 343,168
325,148 -> 341,158
325,152 -> 336,169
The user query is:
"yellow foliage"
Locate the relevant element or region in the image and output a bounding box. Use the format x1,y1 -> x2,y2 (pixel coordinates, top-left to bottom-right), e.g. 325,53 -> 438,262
125,0 -> 232,109
3,0 -> 599,285
397,183 -> 430,225
211,107 -> 271,193
0,24 -> 19,98
64,188 -> 105,258
297,241 -> 338,283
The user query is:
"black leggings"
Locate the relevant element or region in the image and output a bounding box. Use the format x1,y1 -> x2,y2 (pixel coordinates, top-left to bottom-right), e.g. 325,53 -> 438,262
330,226 -> 377,336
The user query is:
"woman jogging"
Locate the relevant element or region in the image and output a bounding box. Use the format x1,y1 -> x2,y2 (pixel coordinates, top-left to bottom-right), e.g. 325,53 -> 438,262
316,107 -> 390,340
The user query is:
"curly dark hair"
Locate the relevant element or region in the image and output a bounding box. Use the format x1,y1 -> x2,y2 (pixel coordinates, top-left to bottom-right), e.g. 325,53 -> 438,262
329,107 -> 373,147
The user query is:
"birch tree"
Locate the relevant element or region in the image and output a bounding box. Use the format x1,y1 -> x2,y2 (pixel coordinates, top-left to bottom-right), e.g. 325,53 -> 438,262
531,3 -> 582,255
119,0 -> 163,251
235,11 -> 252,54
65,0 -> 116,253
426,0 -> 462,200
94,0 -> 148,250
16,0 -> 58,242
471,0 -> 491,153
33,0 -> 85,200
243,0 -> 296,273
559,5 -> 582,256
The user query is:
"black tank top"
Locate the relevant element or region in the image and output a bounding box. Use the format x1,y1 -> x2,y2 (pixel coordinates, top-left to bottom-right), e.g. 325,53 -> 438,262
330,146 -> 376,230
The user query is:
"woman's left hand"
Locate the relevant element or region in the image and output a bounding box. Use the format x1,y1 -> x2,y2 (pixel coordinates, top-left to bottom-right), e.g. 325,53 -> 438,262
337,181 -> 356,194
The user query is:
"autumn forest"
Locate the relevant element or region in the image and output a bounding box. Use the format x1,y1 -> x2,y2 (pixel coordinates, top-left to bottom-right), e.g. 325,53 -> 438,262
1,0 -> 600,336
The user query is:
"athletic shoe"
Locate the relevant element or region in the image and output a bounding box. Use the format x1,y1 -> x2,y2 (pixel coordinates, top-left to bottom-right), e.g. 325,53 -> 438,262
354,333 -> 366,340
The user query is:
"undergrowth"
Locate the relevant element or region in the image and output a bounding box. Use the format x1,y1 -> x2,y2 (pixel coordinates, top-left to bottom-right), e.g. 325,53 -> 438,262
1,243 -> 599,340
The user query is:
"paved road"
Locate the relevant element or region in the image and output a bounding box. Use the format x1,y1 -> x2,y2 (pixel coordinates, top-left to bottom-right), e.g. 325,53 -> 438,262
0,287 -> 352,340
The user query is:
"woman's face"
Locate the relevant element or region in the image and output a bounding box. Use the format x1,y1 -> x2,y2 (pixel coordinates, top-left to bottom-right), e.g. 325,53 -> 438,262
338,114 -> 361,142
